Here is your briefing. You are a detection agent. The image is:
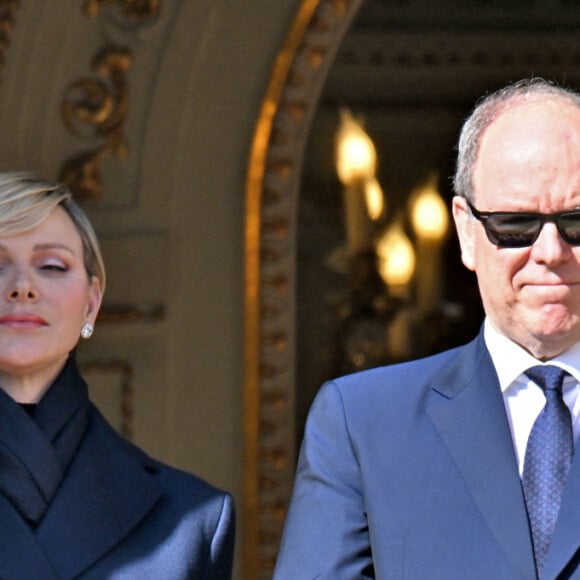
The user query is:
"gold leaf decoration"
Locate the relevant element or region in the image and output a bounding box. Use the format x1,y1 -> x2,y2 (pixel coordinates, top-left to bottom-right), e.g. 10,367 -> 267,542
60,47 -> 132,201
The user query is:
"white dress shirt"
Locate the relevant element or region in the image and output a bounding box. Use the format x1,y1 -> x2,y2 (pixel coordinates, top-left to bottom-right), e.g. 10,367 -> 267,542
484,318 -> 580,476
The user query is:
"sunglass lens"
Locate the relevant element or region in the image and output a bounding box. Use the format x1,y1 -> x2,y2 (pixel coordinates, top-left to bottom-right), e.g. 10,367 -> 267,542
486,214 -> 539,247
560,212 -> 580,244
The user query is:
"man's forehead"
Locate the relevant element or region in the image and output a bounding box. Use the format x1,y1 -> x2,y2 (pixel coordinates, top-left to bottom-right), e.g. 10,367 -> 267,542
489,95 -> 580,131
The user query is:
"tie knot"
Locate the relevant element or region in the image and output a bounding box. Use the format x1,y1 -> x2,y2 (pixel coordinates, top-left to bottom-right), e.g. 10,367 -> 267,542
525,365 -> 568,392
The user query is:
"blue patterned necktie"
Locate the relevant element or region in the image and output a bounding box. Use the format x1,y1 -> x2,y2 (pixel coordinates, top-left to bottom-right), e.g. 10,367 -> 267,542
522,365 -> 574,575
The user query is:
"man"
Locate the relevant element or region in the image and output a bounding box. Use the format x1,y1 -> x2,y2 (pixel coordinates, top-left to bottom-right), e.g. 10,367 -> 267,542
273,78 -> 580,579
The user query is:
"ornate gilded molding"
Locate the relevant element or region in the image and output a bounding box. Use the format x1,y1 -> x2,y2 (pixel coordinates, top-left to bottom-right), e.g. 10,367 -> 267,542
97,302 -> 165,323
336,30 -> 580,69
60,47 -> 132,201
59,1 -> 160,201
243,1 -> 363,577
0,1 -> 19,79
83,0 -> 160,20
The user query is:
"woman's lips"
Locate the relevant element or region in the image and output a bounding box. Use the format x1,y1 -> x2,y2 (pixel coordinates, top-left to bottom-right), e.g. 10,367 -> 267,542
0,314 -> 48,327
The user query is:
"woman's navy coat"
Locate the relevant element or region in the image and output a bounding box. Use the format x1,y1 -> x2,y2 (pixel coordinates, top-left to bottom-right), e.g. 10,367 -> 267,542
0,402 -> 235,579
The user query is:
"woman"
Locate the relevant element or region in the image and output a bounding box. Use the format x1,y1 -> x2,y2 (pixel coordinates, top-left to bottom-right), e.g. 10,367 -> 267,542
0,172 -> 235,579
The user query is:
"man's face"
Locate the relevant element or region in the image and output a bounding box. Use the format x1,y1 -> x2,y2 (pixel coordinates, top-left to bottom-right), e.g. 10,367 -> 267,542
453,98 -> 580,359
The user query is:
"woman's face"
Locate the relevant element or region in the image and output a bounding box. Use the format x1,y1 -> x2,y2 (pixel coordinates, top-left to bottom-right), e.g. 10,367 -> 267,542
0,206 -> 101,395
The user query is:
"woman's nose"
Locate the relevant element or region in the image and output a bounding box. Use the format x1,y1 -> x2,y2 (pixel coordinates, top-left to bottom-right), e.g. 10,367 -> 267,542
6,273 -> 38,302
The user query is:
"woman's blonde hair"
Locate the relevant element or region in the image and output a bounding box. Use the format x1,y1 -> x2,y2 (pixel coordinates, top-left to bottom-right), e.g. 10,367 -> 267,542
0,172 -> 106,289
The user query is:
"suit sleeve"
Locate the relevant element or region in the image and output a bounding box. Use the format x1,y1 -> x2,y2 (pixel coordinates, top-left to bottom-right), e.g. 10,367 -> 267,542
202,492 -> 236,580
274,381 -> 374,579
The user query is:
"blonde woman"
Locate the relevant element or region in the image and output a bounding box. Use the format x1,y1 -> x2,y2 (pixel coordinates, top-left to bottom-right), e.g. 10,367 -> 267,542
0,172 -> 234,579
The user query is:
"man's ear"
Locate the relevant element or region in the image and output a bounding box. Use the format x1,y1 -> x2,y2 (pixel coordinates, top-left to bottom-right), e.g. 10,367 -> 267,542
452,196 -> 476,272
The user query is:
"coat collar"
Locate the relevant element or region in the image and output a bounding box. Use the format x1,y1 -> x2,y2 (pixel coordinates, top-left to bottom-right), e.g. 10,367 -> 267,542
34,407 -> 163,579
426,332 -> 537,580
0,493 -> 58,580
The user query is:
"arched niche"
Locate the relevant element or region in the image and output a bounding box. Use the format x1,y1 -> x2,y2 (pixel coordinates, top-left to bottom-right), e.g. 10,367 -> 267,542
243,1 -> 364,577
244,0 -> 580,577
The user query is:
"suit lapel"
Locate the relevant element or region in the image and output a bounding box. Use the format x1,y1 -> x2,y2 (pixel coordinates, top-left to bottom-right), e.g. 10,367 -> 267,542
426,334 -> 536,580
35,408 -> 163,580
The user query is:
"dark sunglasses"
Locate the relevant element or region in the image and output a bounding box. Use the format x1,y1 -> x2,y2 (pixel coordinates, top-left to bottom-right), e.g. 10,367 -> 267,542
465,199 -> 580,248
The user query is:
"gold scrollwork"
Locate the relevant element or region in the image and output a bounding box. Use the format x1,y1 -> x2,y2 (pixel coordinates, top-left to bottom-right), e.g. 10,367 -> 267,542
83,0 -> 160,21
60,47 -> 132,201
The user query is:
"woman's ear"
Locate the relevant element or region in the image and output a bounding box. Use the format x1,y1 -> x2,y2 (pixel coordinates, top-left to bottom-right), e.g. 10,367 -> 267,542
452,196 -> 476,272
85,277 -> 103,325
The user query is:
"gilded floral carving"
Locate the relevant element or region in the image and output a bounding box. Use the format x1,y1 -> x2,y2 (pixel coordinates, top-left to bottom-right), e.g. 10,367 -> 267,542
60,47 -> 132,201
59,1 -> 160,201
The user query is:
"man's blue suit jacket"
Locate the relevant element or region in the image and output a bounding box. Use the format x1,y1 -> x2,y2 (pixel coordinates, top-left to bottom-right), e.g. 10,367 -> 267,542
274,332 -> 580,579
0,405 -> 235,580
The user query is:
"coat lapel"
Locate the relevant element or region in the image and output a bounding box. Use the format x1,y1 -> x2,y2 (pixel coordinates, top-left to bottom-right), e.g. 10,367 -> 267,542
426,334 -> 536,580
0,494 -> 58,580
35,407 -> 163,580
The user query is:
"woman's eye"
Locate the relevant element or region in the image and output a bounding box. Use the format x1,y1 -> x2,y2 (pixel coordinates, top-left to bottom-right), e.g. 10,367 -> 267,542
39,263 -> 68,272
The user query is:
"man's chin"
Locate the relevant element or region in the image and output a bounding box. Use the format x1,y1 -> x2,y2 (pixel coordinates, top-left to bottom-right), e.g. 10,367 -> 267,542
526,324 -> 580,359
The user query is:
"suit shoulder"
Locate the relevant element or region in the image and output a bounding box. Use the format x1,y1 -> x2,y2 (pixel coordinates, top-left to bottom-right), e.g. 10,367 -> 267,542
315,336 -> 489,419
332,342 -> 467,395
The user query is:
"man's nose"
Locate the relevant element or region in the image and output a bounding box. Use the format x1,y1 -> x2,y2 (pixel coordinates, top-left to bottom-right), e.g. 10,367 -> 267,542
530,222 -> 572,263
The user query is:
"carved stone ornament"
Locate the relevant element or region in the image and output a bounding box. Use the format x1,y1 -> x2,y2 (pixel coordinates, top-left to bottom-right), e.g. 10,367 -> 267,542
59,1 -> 160,201
60,47 -> 132,201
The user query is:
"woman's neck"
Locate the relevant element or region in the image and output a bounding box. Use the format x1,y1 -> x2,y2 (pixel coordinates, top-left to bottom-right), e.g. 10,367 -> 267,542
0,359 -> 67,403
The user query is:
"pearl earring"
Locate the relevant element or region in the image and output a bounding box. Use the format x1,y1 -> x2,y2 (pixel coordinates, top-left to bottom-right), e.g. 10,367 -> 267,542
81,323 -> 94,339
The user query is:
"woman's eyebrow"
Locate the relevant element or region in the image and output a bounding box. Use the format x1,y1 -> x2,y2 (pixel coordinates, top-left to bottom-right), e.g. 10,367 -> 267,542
32,242 -> 77,255
0,242 -> 78,256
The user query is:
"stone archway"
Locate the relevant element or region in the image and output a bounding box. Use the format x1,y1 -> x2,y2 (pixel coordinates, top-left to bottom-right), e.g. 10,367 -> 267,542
243,0 -> 364,577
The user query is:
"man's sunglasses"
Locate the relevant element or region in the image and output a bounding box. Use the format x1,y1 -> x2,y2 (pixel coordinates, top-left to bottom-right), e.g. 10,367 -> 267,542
466,199 -> 580,248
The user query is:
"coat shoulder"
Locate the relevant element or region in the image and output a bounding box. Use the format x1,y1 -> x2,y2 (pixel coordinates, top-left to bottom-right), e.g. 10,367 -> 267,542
79,406 -> 236,579
88,405 -> 234,519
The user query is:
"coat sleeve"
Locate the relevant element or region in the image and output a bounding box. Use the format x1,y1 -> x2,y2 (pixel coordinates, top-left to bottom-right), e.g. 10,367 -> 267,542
274,381 -> 374,579
201,492 -> 236,580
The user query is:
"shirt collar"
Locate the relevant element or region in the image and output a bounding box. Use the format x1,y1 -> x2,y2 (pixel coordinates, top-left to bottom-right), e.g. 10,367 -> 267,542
483,318 -> 580,392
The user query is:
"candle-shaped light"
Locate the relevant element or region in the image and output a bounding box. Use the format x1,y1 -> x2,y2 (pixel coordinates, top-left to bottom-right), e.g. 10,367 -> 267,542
336,109 -> 377,185
364,177 -> 385,221
376,218 -> 416,296
336,109 -> 377,257
410,176 -> 449,315
376,218 -> 416,359
410,178 -> 449,241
